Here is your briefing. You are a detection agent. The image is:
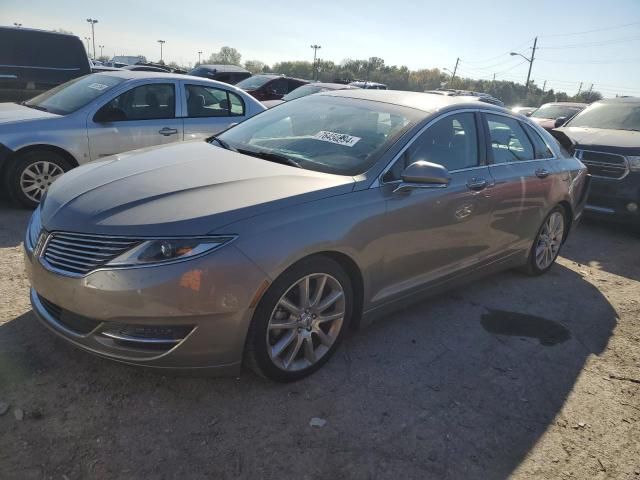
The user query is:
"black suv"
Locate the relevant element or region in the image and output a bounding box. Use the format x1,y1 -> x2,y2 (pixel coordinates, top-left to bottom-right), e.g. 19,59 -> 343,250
188,64 -> 251,85
0,27 -> 91,103
555,97 -> 640,227
236,74 -> 308,101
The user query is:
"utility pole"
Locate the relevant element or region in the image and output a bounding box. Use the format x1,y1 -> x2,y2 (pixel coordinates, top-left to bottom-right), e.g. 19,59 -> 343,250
587,83 -> 594,101
157,40 -> 166,62
577,82 -> 583,96
198,51 -> 202,65
310,44 -> 321,81
86,18 -> 98,59
542,80 -> 547,95
510,36 -> 537,91
449,57 -> 460,88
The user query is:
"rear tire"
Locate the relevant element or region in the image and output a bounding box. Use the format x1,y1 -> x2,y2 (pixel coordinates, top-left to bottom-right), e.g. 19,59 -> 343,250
5,149 -> 72,209
522,206 -> 566,276
244,256 -> 353,382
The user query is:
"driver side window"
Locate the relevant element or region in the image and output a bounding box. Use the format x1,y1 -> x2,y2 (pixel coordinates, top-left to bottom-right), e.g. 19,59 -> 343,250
383,112 -> 479,182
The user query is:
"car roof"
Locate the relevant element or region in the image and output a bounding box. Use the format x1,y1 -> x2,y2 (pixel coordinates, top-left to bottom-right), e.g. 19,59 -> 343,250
194,64 -> 249,73
541,102 -> 588,107
305,82 -> 357,89
254,74 -> 308,82
91,70 -> 203,81
598,96 -> 640,104
321,89 -> 506,114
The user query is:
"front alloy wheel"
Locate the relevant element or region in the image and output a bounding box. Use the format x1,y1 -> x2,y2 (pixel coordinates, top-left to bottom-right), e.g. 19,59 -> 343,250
245,256 -> 352,382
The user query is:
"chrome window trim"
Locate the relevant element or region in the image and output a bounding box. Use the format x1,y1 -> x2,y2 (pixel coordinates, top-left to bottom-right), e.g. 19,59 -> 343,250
0,64 -> 82,71
574,149 -> 629,180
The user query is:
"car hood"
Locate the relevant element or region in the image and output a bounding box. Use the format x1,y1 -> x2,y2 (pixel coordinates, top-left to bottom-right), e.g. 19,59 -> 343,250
530,117 -> 555,130
0,102 -> 60,125
40,141 -> 355,236
554,126 -> 640,155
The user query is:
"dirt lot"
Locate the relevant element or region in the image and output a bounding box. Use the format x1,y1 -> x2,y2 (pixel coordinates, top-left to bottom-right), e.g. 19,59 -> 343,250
0,202 -> 638,479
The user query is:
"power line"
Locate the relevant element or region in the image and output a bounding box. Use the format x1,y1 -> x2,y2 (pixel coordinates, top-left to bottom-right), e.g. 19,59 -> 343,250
539,35 -> 640,50
536,57 -> 640,65
538,20 -> 640,38
461,38 -> 533,65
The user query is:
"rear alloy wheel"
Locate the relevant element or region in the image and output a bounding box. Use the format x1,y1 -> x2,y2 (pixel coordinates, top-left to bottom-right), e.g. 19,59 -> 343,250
245,256 -> 352,382
524,206 -> 566,275
6,150 -> 71,209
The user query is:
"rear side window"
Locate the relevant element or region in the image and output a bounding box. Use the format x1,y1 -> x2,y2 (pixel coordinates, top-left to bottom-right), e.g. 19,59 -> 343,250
99,83 -> 176,121
486,114 -> 535,163
524,124 -> 554,159
186,84 -> 245,117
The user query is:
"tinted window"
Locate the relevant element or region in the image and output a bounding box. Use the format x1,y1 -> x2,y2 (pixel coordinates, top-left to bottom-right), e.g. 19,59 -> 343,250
100,83 -> 175,121
236,75 -> 273,90
487,114 -> 535,163
25,74 -> 125,115
566,102 -> 640,131
287,79 -> 305,93
524,124 -> 554,159
185,84 -> 244,117
272,79 -> 288,95
217,95 -> 418,176
0,29 -> 88,69
530,104 -> 584,119
384,112 -> 479,182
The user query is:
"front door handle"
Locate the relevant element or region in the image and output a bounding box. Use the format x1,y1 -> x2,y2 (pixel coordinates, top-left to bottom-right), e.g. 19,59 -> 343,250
535,168 -> 550,179
159,127 -> 178,136
466,177 -> 488,191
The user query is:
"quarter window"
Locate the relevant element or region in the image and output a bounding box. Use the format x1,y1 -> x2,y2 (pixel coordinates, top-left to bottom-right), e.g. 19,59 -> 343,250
99,83 -> 175,121
384,112 -> 479,182
487,114 -> 535,163
185,84 -> 245,117
524,123 -> 554,159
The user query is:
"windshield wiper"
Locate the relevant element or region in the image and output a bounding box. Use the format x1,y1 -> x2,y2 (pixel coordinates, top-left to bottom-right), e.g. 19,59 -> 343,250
236,148 -> 302,169
21,102 -> 48,112
209,136 -> 236,152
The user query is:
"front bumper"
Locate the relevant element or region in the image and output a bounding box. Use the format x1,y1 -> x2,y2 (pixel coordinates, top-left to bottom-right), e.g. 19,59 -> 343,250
25,244 -> 270,373
585,174 -> 640,225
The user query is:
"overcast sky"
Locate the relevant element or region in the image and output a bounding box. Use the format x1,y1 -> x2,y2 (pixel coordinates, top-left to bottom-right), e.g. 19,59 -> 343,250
2,0 -> 639,97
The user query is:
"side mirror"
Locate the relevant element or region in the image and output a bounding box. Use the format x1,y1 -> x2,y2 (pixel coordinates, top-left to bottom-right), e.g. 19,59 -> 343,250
554,116 -> 568,128
525,111 -> 533,117
394,161 -> 451,193
94,107 -> 127,123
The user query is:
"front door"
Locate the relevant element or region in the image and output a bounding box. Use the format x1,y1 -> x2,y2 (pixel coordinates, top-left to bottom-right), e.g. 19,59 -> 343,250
373,111 -> 494,304
87,81 -> 182,160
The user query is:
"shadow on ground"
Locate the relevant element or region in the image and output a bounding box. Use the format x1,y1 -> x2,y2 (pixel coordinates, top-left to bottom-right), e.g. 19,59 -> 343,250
0,201 -> 31,249
0,261 -> 616,479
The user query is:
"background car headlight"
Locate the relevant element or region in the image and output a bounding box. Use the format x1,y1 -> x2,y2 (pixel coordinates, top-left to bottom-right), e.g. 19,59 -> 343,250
25,206 -> 42,251
107,236 -> 235,267
628,156 -> 640,172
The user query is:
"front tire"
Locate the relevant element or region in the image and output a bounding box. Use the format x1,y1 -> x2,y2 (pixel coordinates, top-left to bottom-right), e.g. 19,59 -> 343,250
244,256 -> 353,382
5,150 -> 71,209
523,206 -> 566,276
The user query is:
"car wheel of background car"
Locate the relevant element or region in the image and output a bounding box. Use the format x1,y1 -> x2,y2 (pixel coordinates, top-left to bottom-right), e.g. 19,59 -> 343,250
523,206 -> 566,276
5,150 -> 72,209
244,255 -> 353,382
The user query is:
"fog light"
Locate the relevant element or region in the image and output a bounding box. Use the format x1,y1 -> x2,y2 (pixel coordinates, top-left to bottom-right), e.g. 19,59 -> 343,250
627,202 -> 638,213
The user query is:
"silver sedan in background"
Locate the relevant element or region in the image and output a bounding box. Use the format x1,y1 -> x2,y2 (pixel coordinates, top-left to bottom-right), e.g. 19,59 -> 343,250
0,71 -> 265,208
24,90 -> 589,382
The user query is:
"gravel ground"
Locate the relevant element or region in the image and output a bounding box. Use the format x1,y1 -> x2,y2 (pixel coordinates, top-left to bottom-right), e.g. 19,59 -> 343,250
0,202 -> 638,479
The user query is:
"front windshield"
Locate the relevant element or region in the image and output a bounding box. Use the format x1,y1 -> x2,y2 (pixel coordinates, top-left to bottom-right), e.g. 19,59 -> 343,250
215,95 -> 418,176
282,85 -> 327,101
566,102 -> 640,131
236,75 -> 273,90
530,104 -> 583,119
24,74 -> 125,115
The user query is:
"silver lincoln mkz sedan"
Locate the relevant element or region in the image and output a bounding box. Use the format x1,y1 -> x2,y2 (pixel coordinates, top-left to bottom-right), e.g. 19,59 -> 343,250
25,90 -> 589,382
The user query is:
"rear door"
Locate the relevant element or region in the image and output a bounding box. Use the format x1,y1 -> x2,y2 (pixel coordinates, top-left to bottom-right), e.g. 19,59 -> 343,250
482,112 -> 555,251
375,111 -> 494,303
181,82 -> 248,140
87,80 -> 182,160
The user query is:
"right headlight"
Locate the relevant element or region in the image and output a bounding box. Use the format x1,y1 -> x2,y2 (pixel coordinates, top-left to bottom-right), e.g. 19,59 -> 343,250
628,156 -> 640,172
106,236 -> 236,267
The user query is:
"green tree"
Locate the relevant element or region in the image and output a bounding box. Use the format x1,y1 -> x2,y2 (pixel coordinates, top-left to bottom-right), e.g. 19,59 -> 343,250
208,47 -> 242,65
244,60 -> 266,74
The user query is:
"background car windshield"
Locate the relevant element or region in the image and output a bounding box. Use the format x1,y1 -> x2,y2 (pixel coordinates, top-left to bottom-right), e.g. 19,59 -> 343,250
282,85 -> 326,101
217,95 -> 417,176
25,74 -> 125,115
236,75 -> 272,90
566,102 -> 640,131
530,105 -> 582,119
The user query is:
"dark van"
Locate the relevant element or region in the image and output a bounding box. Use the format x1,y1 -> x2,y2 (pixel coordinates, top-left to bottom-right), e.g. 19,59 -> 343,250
188,64 -> 251,85
0,27 -> 91,103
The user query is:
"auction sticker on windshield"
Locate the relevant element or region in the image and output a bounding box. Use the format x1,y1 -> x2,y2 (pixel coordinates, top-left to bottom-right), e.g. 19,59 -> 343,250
313,131 -> 361,147
88,83 -> 110,91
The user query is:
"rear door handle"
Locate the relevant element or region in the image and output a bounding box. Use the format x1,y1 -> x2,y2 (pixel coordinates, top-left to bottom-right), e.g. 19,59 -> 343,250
159,127 -> 178,136
466,177 -> 488,191
535,168 -> 550,179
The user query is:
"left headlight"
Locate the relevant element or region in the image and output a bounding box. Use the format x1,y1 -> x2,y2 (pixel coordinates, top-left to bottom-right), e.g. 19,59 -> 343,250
25,206 -> 42,252
628,156 -> 640,172
106,236 -> 236,267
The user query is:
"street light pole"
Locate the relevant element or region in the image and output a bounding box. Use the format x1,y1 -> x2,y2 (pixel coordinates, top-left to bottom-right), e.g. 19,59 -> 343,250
84,37 -> 91,55
157,40 -> 166,62
510,36 -> 537,91
13,22 -> 22,28
99,45 -> 104,58
86,18 -> 98,59
310,44 -> 321,81
198,51 -> 202,65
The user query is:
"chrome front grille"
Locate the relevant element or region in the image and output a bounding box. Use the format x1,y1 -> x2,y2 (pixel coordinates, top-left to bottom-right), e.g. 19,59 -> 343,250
576,149 -> 629,180
42,232 -> 141,276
